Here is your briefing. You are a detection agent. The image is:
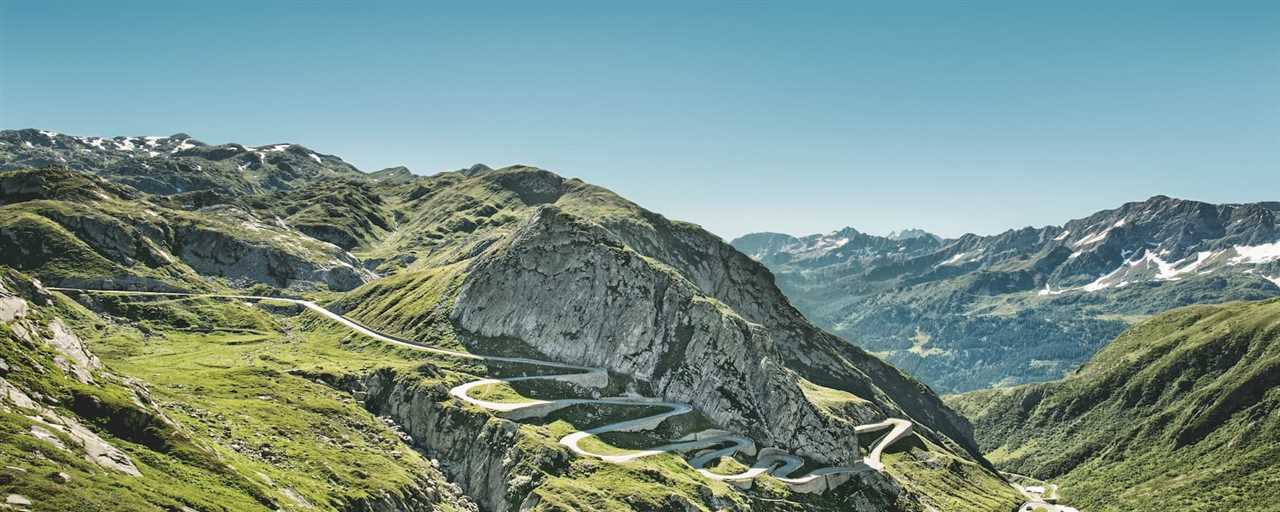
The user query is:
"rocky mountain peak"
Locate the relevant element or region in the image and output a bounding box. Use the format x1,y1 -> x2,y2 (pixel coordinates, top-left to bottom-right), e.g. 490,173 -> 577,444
887,228 -> 939,241
0,128 -> 368,195
462,163 -> 493,176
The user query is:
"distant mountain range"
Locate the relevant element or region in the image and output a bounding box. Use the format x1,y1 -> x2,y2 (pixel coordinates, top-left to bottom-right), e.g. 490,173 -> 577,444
0,128 -> 410,195
733,196 -> 1280,393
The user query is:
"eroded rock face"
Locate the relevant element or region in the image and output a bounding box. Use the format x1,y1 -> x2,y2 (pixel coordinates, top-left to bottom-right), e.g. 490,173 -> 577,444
172,223 -> 371,290
45,320 -> 101,384
575,202 -> 981,457
451,207 -> 860,463
353,369 -> 566,512
0,273 -> 142,476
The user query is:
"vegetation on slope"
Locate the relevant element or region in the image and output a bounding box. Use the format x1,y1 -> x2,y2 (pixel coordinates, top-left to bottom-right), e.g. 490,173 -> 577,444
0,270 -> 473,511
0,168 -> 369,292
948,298 -> 1280,511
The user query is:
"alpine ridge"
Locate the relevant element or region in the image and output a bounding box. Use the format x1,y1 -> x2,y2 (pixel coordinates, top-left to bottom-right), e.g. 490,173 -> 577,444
733,196 -> 1280,392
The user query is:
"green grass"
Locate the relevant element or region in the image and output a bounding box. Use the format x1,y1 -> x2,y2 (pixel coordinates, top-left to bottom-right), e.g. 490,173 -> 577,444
951,298 -> 1280,511
879,434 -> 1024,512
467,381 -> 529,403
705,456 -> 749,476
799,377 -> 870,424
526,454 -> 746,512
0,278 -> 471,511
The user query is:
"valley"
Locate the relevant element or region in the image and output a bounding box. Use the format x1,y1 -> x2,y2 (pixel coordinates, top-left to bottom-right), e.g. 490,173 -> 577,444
949,298 -> 1280,511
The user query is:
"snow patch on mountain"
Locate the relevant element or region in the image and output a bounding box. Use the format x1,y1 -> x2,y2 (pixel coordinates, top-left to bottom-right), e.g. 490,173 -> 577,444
1231,242 -> 1280,265
938,252 -> 967,266
1146,250 -> 1218,281
1082,264 -> 1125,292
1073,228 -> 1112,247
170,139 -> 196,153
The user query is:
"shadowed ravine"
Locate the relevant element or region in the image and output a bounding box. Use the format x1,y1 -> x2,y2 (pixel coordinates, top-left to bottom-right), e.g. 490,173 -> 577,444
51,288 -> 914,494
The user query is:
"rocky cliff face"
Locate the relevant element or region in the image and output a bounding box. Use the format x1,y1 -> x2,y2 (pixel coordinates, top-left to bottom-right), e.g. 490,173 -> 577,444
341,369 -> 568,512
332,167 -> 1016,508
340,166 -> 986,464
452,206 -> 861,462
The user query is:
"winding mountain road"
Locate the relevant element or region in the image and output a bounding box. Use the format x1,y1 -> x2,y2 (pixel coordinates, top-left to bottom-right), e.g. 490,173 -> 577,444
51,288 -> 914,493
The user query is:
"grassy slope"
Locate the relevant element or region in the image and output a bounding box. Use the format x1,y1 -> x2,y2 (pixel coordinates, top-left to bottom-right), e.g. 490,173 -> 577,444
0,168 -> 371,292
71,292 -> 828,511
0,284 -> 477,512
948,298 -> 1280,511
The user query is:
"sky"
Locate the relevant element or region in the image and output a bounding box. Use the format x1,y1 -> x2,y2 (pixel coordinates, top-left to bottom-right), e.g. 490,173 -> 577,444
2,2 -> 1277,240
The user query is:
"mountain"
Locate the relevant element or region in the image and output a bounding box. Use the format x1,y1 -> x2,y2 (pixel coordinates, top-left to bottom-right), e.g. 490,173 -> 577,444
947,298 -> 1280,511
0,168 -> 373,292
0,130 -> 1023,511
732,197 -> 1280,393
0,129 -> 365,195
733,228 -> 944,272
886,229 -> 940,242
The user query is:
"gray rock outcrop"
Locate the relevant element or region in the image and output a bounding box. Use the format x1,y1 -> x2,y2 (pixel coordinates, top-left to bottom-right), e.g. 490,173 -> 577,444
452,207 -> 861,462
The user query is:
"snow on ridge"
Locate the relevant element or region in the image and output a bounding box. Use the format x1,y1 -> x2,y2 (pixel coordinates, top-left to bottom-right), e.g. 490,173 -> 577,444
787,235 -> 850,256
1113,219 -> 1126,228
1053,230 -> 1071,241
1045,243 -> 1274,297
170,139 -> 196,153
308,153 -> 323,164
1038,284 -> 1067,296
1230,242 -> 1280,265
38,130 -> 59,139
264,144 -> 291,152
1124,249 -> 1219,282
1082,263 -> 1126,292
937,252 -> 967,267
1073,228 -> 1111,248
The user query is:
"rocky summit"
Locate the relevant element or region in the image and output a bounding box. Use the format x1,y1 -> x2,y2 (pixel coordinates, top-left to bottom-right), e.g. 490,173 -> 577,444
0,130 -> 1024,512
733,196 -> 1280,393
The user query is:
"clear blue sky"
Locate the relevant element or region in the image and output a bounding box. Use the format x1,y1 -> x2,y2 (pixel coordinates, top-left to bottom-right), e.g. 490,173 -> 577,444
3,2 -> 1277,240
